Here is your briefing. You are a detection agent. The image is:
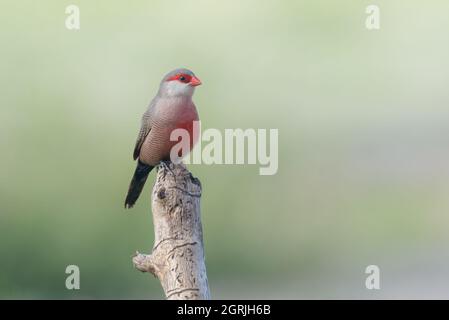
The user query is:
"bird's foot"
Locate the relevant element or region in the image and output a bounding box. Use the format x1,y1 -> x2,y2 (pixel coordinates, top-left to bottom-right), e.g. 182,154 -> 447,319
158,160 -> 171,171
158,160 -> 177,179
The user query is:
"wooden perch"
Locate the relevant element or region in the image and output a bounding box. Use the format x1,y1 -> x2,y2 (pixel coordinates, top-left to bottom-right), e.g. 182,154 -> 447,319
132,161 -> 211,300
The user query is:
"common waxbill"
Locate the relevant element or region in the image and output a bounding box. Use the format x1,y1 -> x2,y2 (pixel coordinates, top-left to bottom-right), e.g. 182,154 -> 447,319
124,68 -> 202,209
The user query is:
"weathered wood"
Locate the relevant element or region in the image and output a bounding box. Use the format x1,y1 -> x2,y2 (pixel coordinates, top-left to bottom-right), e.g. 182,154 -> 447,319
132,161 -> 210,300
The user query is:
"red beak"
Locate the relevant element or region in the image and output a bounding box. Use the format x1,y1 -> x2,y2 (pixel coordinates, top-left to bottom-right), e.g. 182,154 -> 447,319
190,76 -> 202,87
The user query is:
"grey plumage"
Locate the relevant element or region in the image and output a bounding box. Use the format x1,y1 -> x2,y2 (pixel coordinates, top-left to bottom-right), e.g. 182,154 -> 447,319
125,68 -> 201,209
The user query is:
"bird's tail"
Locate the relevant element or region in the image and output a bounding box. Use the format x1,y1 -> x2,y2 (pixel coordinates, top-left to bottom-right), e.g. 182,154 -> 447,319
125,160 -> 154,209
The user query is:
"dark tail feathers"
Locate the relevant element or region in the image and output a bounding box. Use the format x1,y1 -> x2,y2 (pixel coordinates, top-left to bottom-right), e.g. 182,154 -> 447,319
125,161 -> 154,209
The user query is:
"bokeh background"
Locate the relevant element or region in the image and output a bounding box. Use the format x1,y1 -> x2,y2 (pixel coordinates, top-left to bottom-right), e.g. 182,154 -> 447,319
1,0 -> 449,299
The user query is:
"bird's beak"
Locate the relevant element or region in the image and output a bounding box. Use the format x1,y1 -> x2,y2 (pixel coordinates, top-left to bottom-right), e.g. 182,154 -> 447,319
190,76 -> 202,87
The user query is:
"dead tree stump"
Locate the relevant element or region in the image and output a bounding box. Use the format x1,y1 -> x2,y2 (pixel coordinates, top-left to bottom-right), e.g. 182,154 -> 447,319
132,162 -> 210,300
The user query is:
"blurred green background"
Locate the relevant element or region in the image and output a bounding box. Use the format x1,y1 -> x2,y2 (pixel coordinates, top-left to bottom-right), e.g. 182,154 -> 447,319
1,0 -> 449,299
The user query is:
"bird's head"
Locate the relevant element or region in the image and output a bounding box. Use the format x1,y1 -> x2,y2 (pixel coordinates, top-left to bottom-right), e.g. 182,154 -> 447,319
158,68 -> 202,98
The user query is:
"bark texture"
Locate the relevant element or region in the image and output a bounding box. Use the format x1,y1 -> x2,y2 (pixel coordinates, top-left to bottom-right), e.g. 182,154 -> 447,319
132,161 -> 210,300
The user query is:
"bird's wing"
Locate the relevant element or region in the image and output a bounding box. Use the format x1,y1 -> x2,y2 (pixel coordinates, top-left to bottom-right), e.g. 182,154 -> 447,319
133,102 -> 155,160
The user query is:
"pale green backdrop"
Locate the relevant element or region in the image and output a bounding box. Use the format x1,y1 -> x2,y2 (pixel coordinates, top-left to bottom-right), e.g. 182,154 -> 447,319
1,0 -> 449,298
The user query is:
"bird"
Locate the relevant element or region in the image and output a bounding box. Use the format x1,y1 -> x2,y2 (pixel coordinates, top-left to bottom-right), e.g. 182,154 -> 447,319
124,68 -> 202,209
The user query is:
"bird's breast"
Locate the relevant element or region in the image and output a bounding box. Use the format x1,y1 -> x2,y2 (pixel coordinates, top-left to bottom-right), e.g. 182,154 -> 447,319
139,97 -> 199,165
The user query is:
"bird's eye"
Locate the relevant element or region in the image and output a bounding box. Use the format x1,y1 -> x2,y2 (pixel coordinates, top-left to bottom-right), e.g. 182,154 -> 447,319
179,76 -> 186,82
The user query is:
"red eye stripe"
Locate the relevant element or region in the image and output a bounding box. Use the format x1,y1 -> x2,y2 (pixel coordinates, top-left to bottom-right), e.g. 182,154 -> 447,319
166,74 -> 192,83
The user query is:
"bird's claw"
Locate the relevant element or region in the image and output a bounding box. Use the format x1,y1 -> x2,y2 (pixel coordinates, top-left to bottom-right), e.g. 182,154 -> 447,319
158,160 -> 176,179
